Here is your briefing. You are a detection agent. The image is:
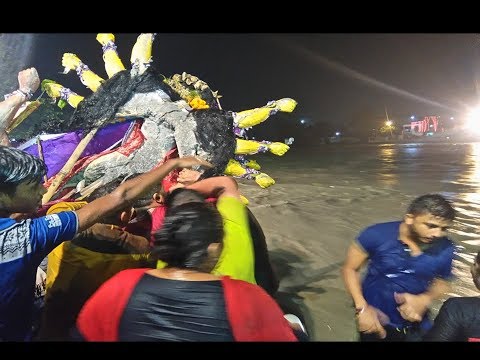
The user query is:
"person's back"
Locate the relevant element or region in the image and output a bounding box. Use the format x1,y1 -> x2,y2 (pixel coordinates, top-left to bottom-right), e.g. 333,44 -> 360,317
156,178 -> 257,284
423,297 -> 480,341
151,185 -> 279,294
75,201 -> 300,341
424,250 -> 480,341
169,170 -> 278,292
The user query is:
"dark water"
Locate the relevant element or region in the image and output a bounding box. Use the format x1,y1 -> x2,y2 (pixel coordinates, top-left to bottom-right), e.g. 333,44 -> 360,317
245,142 -> 480,340
249,142 -> 480,340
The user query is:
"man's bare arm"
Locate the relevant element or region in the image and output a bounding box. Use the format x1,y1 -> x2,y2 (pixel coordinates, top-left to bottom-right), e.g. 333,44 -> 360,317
0,68 -> 40,146
342,241 -> 387,338
425,278 -> 451,300
75,156 -> 211,233
342,242 -> 369,310
185,176 -> 240,200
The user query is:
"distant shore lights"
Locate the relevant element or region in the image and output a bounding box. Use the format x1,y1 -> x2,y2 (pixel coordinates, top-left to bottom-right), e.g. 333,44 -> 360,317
410,116 -> 438,133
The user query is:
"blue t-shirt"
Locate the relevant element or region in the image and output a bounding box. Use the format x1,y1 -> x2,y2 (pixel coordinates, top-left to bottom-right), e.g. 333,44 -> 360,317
0,211 -> 78,341
357,221 -> 454,330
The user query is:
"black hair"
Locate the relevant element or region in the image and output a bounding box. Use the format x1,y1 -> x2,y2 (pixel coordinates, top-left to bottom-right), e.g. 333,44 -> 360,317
68,68 -> 179,132
407,194 -> 456,221
164,188 -> 205,209
0,145 -> 47,196
151,202 -> 223,269
192,109 -> 236,179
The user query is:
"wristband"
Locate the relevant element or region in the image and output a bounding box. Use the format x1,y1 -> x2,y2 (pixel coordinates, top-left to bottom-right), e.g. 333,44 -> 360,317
4,89 -> 33,101
18,88 -> 33,100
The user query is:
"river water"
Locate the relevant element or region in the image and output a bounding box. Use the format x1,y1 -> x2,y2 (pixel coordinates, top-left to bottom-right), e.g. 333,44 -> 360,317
244,142 -> 480,340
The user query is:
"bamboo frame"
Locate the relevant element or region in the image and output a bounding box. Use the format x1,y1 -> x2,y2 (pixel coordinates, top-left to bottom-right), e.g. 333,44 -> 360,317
42,128 -> 99,204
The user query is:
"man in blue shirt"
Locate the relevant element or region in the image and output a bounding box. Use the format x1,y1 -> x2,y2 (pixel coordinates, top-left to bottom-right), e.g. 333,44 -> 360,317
342,194 -> 456,341
0,145 -> 211,341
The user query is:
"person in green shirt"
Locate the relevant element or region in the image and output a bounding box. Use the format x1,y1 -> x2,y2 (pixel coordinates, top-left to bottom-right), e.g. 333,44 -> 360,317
156,176 -> 256,284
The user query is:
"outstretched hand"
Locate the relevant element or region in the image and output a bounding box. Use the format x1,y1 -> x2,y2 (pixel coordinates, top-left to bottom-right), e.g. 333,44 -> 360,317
394,292 -> 428,322
175,156 -> 213,170
178,168 -> 202,185
356,305 -> 387,339
18,68 -> 40,94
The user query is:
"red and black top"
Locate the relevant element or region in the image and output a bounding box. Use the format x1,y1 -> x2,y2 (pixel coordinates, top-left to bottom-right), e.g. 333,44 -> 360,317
76,268 -> 297,342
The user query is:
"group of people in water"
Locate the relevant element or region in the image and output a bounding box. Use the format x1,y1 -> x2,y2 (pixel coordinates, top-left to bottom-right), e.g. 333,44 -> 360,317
1,65 -> 480,342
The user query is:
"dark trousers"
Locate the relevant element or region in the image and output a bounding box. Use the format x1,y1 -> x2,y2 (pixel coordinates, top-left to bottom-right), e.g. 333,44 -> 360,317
359,325 -> 424,342
247,208 -> 279,296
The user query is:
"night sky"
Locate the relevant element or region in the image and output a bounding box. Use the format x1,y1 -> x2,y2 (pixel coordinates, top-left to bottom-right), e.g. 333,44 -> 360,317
25,33 -> 480,142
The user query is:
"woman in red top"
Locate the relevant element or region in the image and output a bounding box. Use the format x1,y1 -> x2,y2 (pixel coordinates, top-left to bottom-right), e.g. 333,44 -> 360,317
75,200 -> 302,341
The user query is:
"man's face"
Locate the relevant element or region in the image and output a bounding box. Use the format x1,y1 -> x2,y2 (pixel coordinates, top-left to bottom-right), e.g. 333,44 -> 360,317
405,212 -> 452,244
0,181 -> 46,214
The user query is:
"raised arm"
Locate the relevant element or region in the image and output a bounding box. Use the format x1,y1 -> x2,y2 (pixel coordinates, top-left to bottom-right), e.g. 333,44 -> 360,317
75,157 -> 211,233
185,176 -> 240,200
0,68 -> 40,146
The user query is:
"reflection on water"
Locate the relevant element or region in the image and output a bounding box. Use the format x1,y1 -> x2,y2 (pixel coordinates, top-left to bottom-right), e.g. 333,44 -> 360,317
449,143 -> 480,297
377,146 -> 399,187
456,143 -> 480,205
